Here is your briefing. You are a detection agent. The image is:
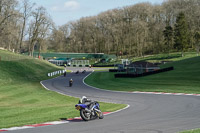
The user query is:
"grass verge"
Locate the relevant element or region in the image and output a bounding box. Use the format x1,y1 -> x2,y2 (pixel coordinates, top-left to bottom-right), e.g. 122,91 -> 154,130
180,129 -> 200,133
131,52 -> 198,62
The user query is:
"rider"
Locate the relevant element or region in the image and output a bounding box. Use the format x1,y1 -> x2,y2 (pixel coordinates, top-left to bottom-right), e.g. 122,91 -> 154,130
69,78 -> 73,86
79,96 -> 95,110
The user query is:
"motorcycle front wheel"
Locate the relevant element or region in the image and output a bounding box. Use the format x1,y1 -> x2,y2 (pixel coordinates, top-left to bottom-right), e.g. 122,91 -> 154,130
98,112 -> 104,119
80,109 -> 91,121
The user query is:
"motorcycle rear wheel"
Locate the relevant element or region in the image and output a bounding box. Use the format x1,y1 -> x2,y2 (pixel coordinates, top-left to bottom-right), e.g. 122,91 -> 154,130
80,109 -> 90,121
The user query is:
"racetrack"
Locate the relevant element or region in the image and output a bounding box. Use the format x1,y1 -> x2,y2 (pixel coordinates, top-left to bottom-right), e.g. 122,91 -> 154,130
8,67 -> 200,133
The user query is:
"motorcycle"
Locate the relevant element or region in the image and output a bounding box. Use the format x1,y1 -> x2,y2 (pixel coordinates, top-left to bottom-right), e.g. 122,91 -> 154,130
75,70 -> 79,74
82,70 -> 86,73
64,72 -> 66,77
75,101 -> 104,121
69,79 -> 73,87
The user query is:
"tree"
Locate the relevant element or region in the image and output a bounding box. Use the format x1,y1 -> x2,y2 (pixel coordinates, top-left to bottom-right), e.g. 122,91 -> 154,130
18,0 -> 35,53
28,6 -> 52,57
49,28 -> 66,52
0,0 -> 19,51
174,12 -> 189,57
194,31 -> 200,56
163,25 -> 173,54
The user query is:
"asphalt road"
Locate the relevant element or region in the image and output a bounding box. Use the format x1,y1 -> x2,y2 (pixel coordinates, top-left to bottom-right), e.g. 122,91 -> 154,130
9,67 -> 200,133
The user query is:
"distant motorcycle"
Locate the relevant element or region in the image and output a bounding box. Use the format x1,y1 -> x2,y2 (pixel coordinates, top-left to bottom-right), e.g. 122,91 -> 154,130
64,72 -> 66,77
82,70 -> 86,73
69,79 -> 73,87
75,96 -> 104,121
75,70 -> 79,74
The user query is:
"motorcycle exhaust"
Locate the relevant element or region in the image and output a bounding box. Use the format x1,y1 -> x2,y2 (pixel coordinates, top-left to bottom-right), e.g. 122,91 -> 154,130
94,108 -> 101,113
85,108 -> 91,113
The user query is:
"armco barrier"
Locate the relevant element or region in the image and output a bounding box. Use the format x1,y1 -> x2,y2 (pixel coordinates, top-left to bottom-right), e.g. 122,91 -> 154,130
115,67 -> 174,78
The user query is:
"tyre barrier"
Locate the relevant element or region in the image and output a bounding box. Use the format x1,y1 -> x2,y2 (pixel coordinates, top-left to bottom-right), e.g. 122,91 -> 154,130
92,64 -> 114,67
47,70 -> 65,77
115,67 -> 174,78
109,69 -> 126,72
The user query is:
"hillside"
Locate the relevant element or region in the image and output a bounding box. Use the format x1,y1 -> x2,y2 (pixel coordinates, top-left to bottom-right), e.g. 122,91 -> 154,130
0,50 -> 61,82
0,50 -> 68,128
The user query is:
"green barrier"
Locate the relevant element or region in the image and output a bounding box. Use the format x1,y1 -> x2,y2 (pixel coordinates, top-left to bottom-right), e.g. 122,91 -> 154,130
23,52 -> 116,60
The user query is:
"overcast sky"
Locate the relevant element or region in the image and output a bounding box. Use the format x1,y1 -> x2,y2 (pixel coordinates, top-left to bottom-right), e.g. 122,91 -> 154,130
19,0 -> 164,26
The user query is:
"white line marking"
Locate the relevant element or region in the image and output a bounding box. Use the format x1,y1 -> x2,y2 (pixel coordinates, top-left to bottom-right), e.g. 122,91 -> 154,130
104,104 -> 130,116
1,126 -> 34,131
44,121 -> 69,125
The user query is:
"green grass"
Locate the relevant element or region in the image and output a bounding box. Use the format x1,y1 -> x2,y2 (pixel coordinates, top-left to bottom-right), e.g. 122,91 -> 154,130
180,129 -> 200,133
0,50 -> 126,128
93,52 -> 197,66
85,56 -> 200,94
131,52 -> 198,62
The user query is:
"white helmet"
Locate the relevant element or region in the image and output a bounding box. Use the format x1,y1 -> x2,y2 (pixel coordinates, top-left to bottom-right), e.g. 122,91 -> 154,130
80,96 -> 87,103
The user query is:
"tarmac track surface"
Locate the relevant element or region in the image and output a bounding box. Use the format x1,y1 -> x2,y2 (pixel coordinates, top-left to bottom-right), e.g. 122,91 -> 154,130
9,67 -> 200,133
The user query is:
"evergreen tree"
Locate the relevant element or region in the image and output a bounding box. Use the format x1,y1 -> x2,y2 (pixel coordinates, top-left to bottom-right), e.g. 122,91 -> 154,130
163,25 -> 173,54
194,31 -> 200,56
174,12 -> 189,57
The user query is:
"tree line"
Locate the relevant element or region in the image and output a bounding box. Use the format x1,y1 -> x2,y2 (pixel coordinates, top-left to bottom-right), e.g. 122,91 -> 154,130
0,0 -> 200,58
0,0 -> 52,57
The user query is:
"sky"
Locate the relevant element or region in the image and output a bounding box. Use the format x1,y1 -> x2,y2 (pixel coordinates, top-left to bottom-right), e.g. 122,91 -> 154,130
19,0 -> 164,26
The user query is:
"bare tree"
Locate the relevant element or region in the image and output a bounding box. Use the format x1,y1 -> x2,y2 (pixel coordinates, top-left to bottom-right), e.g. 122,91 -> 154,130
0,0 -> 20,51
18,0 -> 35,53
28,6 -> 52,57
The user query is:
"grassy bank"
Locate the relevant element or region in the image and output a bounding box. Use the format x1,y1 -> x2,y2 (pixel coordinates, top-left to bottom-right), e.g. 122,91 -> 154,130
85,56 -> 200,94
131,52 -> 198,62
180,129 -> 200,133
0,50 -> 126,128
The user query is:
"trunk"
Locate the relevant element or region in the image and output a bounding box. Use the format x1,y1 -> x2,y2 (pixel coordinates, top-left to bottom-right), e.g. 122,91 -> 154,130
181,51 -> 184,57
38,43 -> 41,59
28,42 -> 31,56
19,19 -> 26,53
31,44 -> 35,57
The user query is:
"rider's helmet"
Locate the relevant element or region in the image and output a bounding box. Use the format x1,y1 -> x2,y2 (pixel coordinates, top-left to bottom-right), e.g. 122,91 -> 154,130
80,96 -> 87,103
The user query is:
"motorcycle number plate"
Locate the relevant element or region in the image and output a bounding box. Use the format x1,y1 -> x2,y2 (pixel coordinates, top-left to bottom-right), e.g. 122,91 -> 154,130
76,106 -> 81,110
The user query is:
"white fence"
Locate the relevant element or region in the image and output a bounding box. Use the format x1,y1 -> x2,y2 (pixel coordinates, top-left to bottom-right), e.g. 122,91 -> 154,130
47,70 -> 65,77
